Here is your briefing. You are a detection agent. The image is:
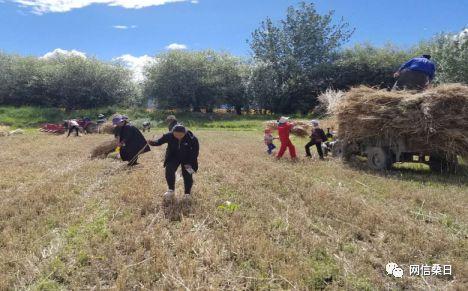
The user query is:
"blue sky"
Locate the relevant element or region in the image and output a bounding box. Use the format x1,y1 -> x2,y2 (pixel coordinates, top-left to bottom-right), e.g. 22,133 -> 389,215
0,0 -> 466,61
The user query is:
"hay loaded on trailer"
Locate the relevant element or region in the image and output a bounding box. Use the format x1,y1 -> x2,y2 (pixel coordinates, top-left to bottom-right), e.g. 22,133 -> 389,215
335,84 -> 468,172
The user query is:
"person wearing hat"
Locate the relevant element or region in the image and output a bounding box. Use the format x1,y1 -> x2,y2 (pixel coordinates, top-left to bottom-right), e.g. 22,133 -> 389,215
393,55 -> 436,91
276,117 -> 297,159
97,114 -> 106,133
113,115 -> 150,166
148,124 -> 199,203
305,120 -> 327,160
166,115 -> 178,132
142,121 -> 151,132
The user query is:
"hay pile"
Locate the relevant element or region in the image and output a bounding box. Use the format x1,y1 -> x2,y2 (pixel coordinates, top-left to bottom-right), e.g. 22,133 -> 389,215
265,120 -> 310,137
90,139 -> 119,159
0,125 -> 10,137
100,122 -> 115,134
336,84 -> 468,156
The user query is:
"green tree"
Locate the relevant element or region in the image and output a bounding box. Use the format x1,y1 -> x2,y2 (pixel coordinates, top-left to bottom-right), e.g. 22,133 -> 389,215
144,50 -> 249,113
0,52 -> 137,109
415,30 -> 468,84
331,44 -> 411,89
249,1 -> 353,113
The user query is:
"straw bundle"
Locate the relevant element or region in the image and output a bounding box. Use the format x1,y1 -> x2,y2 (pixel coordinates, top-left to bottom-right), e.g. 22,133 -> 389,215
91,139 -> 119,159
291,125 -> 308,137
264,120 -> 278,131
100,122 -> 115,134
264,120 -> 311,137
336,84 -> 468,156
0,125 -> 10,137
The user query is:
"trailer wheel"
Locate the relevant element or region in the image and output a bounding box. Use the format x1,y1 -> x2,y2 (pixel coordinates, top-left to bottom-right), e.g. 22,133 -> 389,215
429,154 -> 458,173
367,147 -> 392,170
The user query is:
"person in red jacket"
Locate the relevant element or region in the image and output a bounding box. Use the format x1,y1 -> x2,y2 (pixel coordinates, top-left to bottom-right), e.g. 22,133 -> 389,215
276,116 -> 297,159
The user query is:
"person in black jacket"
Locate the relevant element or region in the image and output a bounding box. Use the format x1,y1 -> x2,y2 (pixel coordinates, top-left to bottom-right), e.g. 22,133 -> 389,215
148,124 -> 199,202
113,115 -> 150,166
305,120 -> 327,160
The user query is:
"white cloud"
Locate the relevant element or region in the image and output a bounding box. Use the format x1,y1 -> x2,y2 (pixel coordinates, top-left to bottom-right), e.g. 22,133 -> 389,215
112,24 -> 137,29
13,0 -> 189,14
113,54 -> 157,82
190,0 -> 198,3
458,28 -> 468,41
40,48 -> 87,59
166,43 -> 187,50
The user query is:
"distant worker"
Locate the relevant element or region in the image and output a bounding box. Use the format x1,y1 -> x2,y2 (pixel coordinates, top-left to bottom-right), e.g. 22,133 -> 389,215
166,115 -> 178,132
142,121 -> 151,132
112,115 -> 150,166
97,114 -> 106,133
66,119 -> 80,137
148,124 -> 199,204
305,120 -> 327,160
276,117 -> 297,160
393,54 -> 435,91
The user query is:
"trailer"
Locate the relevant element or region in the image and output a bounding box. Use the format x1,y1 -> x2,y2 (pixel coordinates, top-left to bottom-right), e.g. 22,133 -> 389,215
335,137 -> 459,173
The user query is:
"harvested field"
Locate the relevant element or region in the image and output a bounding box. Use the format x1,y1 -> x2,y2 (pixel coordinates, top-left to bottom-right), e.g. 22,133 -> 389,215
0,131 -> 467,289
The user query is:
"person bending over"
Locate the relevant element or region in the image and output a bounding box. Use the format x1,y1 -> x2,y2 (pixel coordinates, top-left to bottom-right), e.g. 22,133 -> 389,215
393,54 -> 435,91
113,115 -> 150,166
66,119 -> 80,137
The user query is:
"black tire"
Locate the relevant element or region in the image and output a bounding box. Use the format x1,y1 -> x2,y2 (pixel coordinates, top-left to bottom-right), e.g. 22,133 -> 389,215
367,147 -> 392,170
429,154 -> 458,173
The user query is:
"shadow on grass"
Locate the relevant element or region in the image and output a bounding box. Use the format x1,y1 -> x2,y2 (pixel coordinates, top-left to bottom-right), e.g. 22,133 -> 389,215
346,158 -> 468,187
163,198 -> 193,221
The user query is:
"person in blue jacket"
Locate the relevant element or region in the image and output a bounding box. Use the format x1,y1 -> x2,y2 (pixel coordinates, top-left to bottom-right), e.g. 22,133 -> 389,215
393,55 -> 436,91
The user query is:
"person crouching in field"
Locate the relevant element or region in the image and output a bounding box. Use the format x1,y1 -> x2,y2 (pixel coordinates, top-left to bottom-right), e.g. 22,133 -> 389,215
113,115 -> 150,166
305,120 -> 327,160
148,125 -> 199,203
264,128 -> 277,155
276,117 -> 297,160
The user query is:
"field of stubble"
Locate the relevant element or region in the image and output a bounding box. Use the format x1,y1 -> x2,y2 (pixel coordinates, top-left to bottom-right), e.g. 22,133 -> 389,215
0,130 -> 467,290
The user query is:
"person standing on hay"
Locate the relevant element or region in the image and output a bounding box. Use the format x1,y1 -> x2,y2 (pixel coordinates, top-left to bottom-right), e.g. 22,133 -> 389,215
166,115 -> 178,132
305,120 -> 327,160
148,124 -> 199,204
276,117 -> 297,160
113,115 -> 150,166
393,54 -> 435,91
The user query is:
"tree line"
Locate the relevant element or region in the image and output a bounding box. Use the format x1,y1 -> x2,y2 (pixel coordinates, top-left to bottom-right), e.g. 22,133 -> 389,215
0,53 -> 140,110
0,2 -> 466,114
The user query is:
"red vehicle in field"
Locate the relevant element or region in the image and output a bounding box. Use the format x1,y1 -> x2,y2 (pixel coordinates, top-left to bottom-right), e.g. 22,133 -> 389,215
40,118 -> 98,135
40,123 -> 66,134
